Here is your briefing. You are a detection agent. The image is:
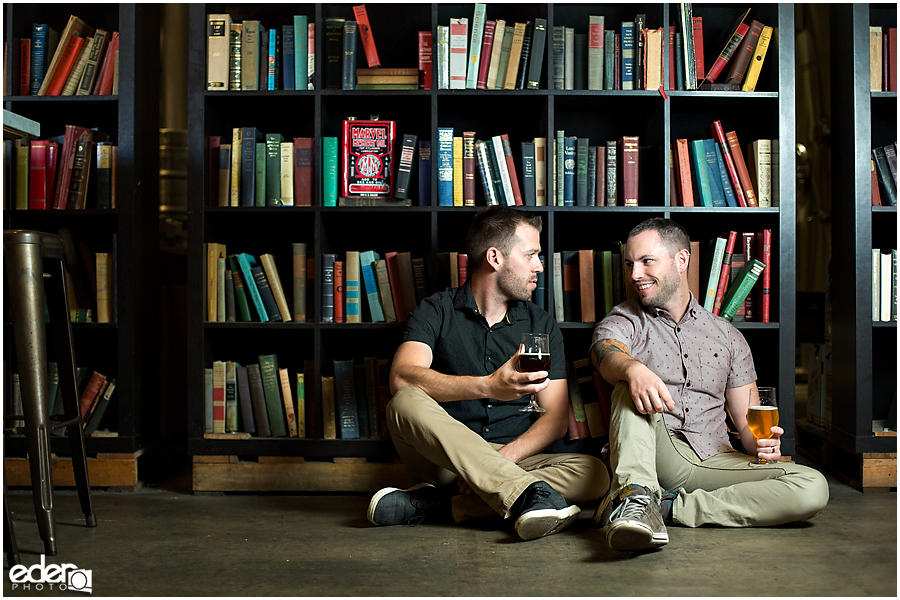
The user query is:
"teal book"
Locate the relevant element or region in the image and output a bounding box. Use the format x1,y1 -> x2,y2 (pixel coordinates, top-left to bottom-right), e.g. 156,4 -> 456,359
255,142 -> 266,206
241,127 -> 265,206
702,139 -> 727,207
252,265 -> 282,322
712,142 -> 738,207
282,25 -> 295,90
267,28 -> 280,90
265,133 -> 284,206
293,16 -> 309,91
258,354 -> 288,437
690,139 -> 714,207
323,136 -> 338,206
234,253 -> 269,322
334,359 -> 360,439
358,250 -> 385,322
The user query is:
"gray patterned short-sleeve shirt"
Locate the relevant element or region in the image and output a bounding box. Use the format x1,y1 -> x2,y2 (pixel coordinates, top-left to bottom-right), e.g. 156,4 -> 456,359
591,294 -> 756,460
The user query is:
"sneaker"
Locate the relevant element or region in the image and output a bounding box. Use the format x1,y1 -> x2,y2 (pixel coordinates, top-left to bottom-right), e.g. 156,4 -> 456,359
512,481 -> 581,541
659,490 -> 677,525
367,483 -> 446,526
604,484 -> 669,552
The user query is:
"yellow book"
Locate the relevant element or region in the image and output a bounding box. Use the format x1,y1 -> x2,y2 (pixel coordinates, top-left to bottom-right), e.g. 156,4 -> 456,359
230,127 -> 241,206
278,367 -> 298,437
95,252 -> 112,323
16,144 -> 29,209
504,22 -> 527,89
741,26 -> 773,92
259,253 -> 292,322
206,242 -> 226,322
279,142 -> 294,206
453,136 -> 463,206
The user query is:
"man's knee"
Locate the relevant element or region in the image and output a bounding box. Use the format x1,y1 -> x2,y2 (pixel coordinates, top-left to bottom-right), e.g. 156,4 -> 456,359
386,387 -> 434,436
793,466 -> 830,521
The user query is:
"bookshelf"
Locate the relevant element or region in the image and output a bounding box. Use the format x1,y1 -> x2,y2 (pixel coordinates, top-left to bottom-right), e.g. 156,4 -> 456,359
828,3 -> 897,455
186,3 -> 797,490
3,5 -> 160,459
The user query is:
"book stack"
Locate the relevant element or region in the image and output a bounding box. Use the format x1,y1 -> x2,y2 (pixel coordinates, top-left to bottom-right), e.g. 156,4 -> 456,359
324,357 -> 393,440
871,142 -> 898,207
553,132 -> 641,207
320,250 -> 425,325
871,248 -> 898,323
206,13 -> 315,91
869,25 -> 898,92
18,16 -> 121,97
672,120 -> 775,208
436,5 -> 548,90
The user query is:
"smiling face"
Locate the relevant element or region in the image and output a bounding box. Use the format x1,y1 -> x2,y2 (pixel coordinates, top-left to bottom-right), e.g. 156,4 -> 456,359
497,224 -> 543,302
624,229 -> 688,312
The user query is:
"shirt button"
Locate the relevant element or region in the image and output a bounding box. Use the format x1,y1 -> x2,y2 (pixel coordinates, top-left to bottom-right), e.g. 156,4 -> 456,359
683,354 -> 688,358
676,327 -> 681,332
487,405 -> 492,409
686,381 -> 691,387
484,428 -> 490,432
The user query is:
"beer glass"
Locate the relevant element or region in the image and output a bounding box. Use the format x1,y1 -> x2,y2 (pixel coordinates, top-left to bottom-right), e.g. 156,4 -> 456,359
518,333 -> 550,413
747,386 -> 779,465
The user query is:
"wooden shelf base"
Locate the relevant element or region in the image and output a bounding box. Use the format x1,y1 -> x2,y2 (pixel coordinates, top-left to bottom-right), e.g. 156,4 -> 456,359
191,456 -> 407,492
797,423 -> 897,492
5,452 -> 141,491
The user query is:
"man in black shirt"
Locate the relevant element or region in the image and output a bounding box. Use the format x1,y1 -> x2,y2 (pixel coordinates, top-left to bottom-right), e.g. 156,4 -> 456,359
367,207 -> 608,540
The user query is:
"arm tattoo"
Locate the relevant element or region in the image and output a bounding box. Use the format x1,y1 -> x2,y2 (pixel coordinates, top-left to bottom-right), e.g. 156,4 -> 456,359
591,339 -> 631,369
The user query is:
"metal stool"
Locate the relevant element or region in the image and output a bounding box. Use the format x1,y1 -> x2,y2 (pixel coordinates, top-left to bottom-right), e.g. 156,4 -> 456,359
3,230 -> 96,556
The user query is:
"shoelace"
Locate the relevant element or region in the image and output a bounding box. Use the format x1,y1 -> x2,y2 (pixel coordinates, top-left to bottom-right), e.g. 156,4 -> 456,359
609,494 -> 652,522
406,496 -> 444,527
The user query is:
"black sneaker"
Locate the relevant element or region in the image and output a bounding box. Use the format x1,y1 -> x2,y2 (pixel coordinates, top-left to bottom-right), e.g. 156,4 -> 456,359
367,483 -> 446,526
512,481 -> 581,541
603,484 -> 668,552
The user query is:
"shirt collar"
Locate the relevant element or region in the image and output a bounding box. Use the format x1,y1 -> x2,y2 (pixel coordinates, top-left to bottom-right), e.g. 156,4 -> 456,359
643,292 -> 701,325
453,280 -> 528,324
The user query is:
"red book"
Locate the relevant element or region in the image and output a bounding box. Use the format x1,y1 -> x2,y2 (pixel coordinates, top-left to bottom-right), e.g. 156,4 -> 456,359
726,20 -> 762,85
500,134 -> 523,206
476,21 -> 496,89
458,253 -> 469,287
463,131 -> 476,206
353,4 -> 381,68
705,16 -> 749,83
710,120 -> 747,207
384,252 -> 407,322
725,131 -> 758,207
95,32 -> 119,95
712,231 -> 738,316
208,135 -> 221,206
673,139 -> 694,206
418,31 -> 432,89
888,28 -> 897,92
46,34 -> 85,96
668,26 -> 676,90
78,371 -> 107,419
46,142 -> 59,203
618,136 -> 639,206
578,249 -> 596,323
754,229 -> 772,322
691,16 -> 705,81
54,125 -> 96,209
19,38 -> 31,96
28,141 -> 49,209
334,260 -> 344,323
293,137 -> 314,206
872,157 -> 883,206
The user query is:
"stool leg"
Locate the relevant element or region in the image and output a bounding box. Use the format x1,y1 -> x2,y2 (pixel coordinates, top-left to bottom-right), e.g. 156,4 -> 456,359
4,240 -> 56,556
4,478 -> 20,567
45,257 -> 96,528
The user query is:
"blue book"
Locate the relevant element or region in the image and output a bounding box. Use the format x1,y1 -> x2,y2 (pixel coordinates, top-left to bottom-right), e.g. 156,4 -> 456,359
234,253 -> 269,322
30,24 -> 57,96
604,30 -> 616,90
293,16 -> 309,90
333,359 -> 360,439
587,145 -> 597,208
621,22 -> 635,90
534,255 -> 546,310
712,143 -> 738,207
674,33 -> 685,90
267,28 -> 280,90
437,127 -> 454,206
702,139 -> 727,207
252,265 -> 282,322
241,128 -> 265,207
323,137 -> 338,206
418,140 -> 431,206
563,137 -> 576,206
358,251 -> 385,322
282,25 -> 295,90
690,139 -> 714,207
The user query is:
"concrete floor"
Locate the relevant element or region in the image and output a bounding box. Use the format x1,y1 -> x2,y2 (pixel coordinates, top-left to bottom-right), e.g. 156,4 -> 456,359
2,456 -> 897,597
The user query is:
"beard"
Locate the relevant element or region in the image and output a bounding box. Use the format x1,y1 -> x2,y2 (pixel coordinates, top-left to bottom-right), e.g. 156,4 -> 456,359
636,264 -> 680,309
498,264 -> 535,303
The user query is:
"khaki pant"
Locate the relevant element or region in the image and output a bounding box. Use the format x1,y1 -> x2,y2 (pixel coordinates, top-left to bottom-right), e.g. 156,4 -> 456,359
387,387 -> 609,523
609,382 -> 829,527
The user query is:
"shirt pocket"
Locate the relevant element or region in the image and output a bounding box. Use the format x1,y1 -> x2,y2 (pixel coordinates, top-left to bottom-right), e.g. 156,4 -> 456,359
699,351 -> 728,393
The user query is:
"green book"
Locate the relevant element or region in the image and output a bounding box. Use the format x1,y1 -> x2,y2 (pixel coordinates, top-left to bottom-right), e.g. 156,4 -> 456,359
229,255 -> 252,322
255,141 -> 266,206
265,133 -> 284,206
575,137 -> 589,206
225,361 -> 238,432
690,139 -> 714,207
703,237 -> 727,312
495,25 -> 515,90
323,136 -> 338,206
293,15 -> 309,90
721,259 -> 765,322
600,250 -> 614,317
258,354 -> 287,437
234,253 -> 269,322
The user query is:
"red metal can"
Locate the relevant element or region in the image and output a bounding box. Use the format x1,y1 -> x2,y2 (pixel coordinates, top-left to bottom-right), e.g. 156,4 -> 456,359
341,117 -> 396,197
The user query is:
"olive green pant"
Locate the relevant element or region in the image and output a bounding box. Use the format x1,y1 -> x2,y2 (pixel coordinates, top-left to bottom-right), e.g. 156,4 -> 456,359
387,387 -> 609,522
609,383 -> 830,527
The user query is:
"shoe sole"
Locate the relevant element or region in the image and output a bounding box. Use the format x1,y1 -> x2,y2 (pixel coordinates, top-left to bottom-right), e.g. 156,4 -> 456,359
606,521 -> 669,552
514,505 -> 581,541
367,483 -> 434,526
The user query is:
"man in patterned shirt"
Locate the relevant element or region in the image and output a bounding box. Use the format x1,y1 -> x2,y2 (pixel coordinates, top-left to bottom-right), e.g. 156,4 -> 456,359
590,217 -> 829,553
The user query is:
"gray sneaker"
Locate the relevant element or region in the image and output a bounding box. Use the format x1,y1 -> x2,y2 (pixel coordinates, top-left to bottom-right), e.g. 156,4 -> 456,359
602,484 -> 669,552
367,483 -> 446,526
513,481 -> 581,541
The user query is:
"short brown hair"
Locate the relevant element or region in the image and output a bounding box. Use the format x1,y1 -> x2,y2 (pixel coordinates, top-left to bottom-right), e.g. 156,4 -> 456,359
627,218 -> 690,257
465,206 -> 543,268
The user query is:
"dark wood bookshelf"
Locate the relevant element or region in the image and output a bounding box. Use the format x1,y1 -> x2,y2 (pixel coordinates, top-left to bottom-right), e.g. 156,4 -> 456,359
829,3 -> 897,455
186,3 -> 798,484
3,5 -> 160,458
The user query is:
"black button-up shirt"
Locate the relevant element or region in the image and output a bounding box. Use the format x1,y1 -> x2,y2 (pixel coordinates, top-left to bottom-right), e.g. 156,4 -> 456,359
402,281 -> 566,443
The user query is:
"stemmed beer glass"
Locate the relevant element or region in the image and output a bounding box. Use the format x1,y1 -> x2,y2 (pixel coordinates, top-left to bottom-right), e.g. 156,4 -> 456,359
518,333 -> 550,413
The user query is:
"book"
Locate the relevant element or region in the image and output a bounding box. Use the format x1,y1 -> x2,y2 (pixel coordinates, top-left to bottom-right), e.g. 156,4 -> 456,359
280,142 -> 294,206
247,363 -> 272,436
703,236 -> 728,312
437,25 -> 449,89
259,354 -> 287,437
278,367 -> 298,437
492,135 -> 517,207
38,15 -> 91,96
515,20 -> 533,90
552,252 -> 564,322
575,138 -> 589,206
260,254 -> 292,323
521,141 -> 536,206
527,18 -> 547,90
711,120 -> 747,207
486,19 -> 506,89
266,27 -> 281,90
644,27 -> 664,91
45,32 -> 86,96
334,359 -> 360,439
692,16 -> 705,82
675,139 -> 696,207
741,25 -> 773,92
383,252 -> 407,322
30,24 -> 59,96
230,24 -> 244,91
296,373 -> 307,436
497,25 -> 515,90
75,29 -> 107,95
96,252 -> 113,323
321,253 -> 336,323
334,260 -> 345,323
252,265 -> 281,322
725,131 -> 758,207
712,231 -> 738,316
504,22 -> 527,90
359,250 -> 385,322
467,4 -> 487,89
320,375 -> 336,439
721,259 -> 765,322
77,370 -> 106,420
322,136 -> 338,207
618,136 -> 639,206
604,29 -> 616,90
566,361 -> 591,440
292,137 -> 314,207
353,5 -> 380,68
690,139 -> 713,207
476,20 -> 495,90
224,361 -> 238,432
704,9 -> 750,83
676,6 -> 695,90
437,127 -> 454,206
342,21 -> 358,90
93,31 -> 119,95
83,378 -> 116,435
561,251 -> 581,322
374,259 -> 397,323
605,141 -> 618,206
462,132 -> 476,206
417,140 -> 432,206
419,30 -> 433,89
324,18 -> 345,89
234,253 -> 268,322
873,146 -> 897,206
345,251 -> 361,323
621,21 -> 636,90
748,139 -> 772,207
449,18 -> 468,90
293,15 -> 309,90
871,26 -> 883,91
588,16 -> 605,90
881,252 -> 892,322
564,27 -> 575,90
705,139 -> 732,207
579,249 -> 596,323
453,136 -> 464,206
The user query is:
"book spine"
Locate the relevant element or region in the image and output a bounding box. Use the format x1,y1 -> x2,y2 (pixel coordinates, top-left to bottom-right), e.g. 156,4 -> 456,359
462,132 -> 476,206
692,16 -> 705,81
353,4 -> 381,68
873,146 -> 897,206
359,251 -> 385,322
534,137 -> 547,206
61,36 -> 91,96
296,373 -> 306,437
324,18 -> 345,89
418,140 -> 431,206
235,365 -> 256,434
46,35 -> 84,96
28,141 -> 48,209
675,138 -> 694,207
252,266 -> 282,321
345,251 -> 361,323
323,137 -> 338,207
212,362 -> 226,433
521,142 -> 536,206
437,127 -> 454,206
605,141 -> 617,206
618,136 -> 639,206
486,20 -> 506,90
706,22 -> 749,83
553,252 -> 565,322
334,360 -> 360,439
208,14 -> 231,91
704,237 -> 727,312
418,30 -> 433,90
476,21 -> 495,89
322,253 -> 335,323
552,26 -> 565,90
595,146 -> 606,206
711,121 -> 747,207
604,30 -> 616,90
726,20 -> 762,85
527,18 -> 547,90
29,25 -> 48,96
588,16 -> 605,90
225,361 -> 238,432
437,25 -> 449,89
726,131 -> 758,207
564,27 -> 574,90
575,138 -> 589,206
293,137 -> 313,206
282,25 -> 295,91
237,254 -> 268,321
492,136 -> 516,206
452,136 -> 464,206
230,258 -> 252,322
259,355 -> 287,437
467,4 -> 486,89
449,18 -> 468,90
280,142 -> 294,206
500,134 -> 523,205
689,139 -> 712,207
713,231 -> 738,316
342,21 -> 358,90
293,15 -> 309,90
721,260 -> 765,322
308,22 -> 315,90
621,22 -> 635,90
475,140 -> 499,206
374,259 -> 396,322
278,367 -> 298,437
515,21 -> 533,90
291,244 -> 307,322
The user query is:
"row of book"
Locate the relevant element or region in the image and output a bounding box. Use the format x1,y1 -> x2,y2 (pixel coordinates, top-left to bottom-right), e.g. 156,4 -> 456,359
13,15 -> 119,97
566,357 -> 612,441
870,25 -> 898,92
544,229 -> 773,325
553,132 -> 639,207
206,13 -> 315,91
673,122 -> 775,208
872,249 -> 898,322
6,365 -> 116,436
203,355 -> 393,440
4,125 -> 116,211
871,142 -> 898,207
42,228 -> 117,324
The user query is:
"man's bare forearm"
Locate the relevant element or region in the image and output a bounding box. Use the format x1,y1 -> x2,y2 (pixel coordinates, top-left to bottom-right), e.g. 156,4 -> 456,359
590,338 -> 639,385
390,364 -> 488,402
